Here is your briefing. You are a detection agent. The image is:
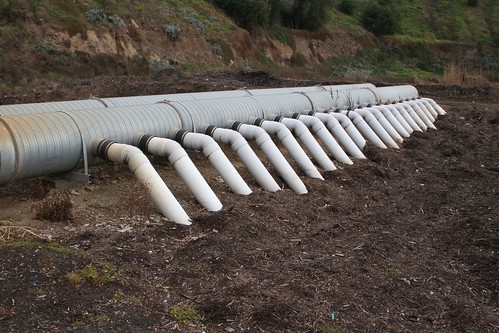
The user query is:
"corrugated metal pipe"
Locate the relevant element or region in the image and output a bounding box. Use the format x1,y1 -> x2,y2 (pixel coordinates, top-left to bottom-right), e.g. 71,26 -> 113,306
0,83 -> 448,224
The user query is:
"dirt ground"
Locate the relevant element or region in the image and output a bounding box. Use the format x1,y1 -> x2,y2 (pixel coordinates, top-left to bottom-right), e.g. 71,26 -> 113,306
0,71 -> 498,333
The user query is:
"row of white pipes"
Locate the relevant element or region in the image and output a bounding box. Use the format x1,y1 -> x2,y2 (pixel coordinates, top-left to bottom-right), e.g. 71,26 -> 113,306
0,84 -> 446,225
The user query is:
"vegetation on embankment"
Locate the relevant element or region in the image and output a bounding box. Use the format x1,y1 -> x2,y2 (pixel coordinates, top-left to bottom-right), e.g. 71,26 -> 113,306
0,0 -> 497,91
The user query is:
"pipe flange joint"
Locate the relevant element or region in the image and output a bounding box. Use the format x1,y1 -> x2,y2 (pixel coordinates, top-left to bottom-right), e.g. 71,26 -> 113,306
252,118 -> 265,127
94,139 -> 116,161
173,129 -> 189,144
138,134 -> 155,152
307,110 -> 316,116
272,115 -> 283,122
230,121 -> 242,131
290,112 -> 301,119
203,124 -> 218,137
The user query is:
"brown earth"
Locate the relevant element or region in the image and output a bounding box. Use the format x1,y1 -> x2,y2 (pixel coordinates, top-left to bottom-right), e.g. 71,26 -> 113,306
0,71 -> 498,333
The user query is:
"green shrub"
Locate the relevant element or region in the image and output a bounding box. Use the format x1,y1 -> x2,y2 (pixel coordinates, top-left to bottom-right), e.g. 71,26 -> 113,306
213,0 -> 331,32
165,24 -> 181,41
169,304 -> 198,325
337,0 -> 356,16
467,0 -> 478,7
361,2 -> 397,36
85,9 -> 106,23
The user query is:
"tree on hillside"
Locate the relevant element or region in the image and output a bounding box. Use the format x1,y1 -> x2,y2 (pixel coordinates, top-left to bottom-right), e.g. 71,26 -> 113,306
212,0 -> 331,32
361,2 -> 397,36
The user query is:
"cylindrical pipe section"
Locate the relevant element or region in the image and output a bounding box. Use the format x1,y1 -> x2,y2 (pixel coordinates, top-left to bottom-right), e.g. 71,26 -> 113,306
326,112 -> 367,152
135,133 -> 224,211
168,129 -> 251,195
419,99 -> 439,119
353,109 -> 399,148
373,105 -> 413,135
406,101 -> 436,130
390,103 -> 424,132
251,117 -> 323,180
370,106 -> 411,137
91,139 -> 191,225
313,112 -> 365,159
277,115 -> 340,169
340,111 -> 388,149
363,107 -> 405,143
230,121 -> 307,194
202,125 -> 281,192
422,98 -> 446,115
398,103 -> 428,131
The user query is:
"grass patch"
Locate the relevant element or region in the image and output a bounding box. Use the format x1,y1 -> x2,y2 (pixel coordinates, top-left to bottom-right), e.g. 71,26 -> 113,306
169,304 -> 198,325
67,262 -> 119,287
1,240 -> 70,253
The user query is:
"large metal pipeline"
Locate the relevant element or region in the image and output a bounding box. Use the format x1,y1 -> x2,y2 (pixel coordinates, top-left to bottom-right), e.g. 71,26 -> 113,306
0,83 -> 446,224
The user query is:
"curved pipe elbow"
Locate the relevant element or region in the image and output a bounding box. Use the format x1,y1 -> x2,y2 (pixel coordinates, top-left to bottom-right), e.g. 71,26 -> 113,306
313,112 -> 365,159
201,125 -> 279,193
230,122 -> 307,194
134,133 -> 223,212
364,107 -> 405,143
91,139 -> 191,225
354,109 -> 399,149
374,105 -> 413,135
251,118 -> 323,180
278,116 -> 338,170
340,110 -> 388,149
168,129 -> 251,196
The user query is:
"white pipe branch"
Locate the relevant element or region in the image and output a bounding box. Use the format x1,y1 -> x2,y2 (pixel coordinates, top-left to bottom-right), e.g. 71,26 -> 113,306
363,107 -> 405,142
414,100 -> 436,123
168,129 -> 251,195
370,105 -> 411,137
388,104 -> 422,132
313,112 -> 365,158
353,109 -> 399,149
134,133 -> 223,212
339,111 -> 387,149
373,105 -> 413,135
406,102 -> 437,130
250,118 -> 323,180
419,99 -> 439,119
91,139 -> 191,225
202,125 -> 281,192
398,103 -> 428,131
276,115 -> 341,168
229,121 -> 307,194
325,112 -> 367,152
422,98 -> 446,115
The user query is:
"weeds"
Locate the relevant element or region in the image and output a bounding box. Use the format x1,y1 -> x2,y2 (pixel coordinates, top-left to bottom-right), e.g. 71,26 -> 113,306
35,41 -> 57,53
21,178 -> 48,200
169,304 -> 198,325
165,24 -> 181,41
443,62 -> 489,86
1,240 -> 69,253
32,192 -> 73,222
119,182 -> 154,221
67,262 -> 119,287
